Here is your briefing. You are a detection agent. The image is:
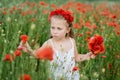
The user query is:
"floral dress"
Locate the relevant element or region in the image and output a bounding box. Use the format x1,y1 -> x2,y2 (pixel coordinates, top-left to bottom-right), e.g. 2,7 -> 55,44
49,38 -> 80,80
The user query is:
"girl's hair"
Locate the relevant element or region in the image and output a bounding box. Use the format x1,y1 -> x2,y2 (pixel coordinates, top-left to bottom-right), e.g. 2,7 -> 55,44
68,23 -> 74,38
49,9 -> 74,38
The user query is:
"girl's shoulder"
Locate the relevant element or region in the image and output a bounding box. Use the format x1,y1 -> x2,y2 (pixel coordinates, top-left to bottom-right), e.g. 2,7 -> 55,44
69,37 -> 74,40
69,37 -> 76,44
42,39 -> 52,48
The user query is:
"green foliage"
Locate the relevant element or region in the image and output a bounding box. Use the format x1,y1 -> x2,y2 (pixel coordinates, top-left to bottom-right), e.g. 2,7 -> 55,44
0,0 -> 120,80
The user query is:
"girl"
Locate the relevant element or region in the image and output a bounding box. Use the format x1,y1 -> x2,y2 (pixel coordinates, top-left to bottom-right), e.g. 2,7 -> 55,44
19,9 -> 95,80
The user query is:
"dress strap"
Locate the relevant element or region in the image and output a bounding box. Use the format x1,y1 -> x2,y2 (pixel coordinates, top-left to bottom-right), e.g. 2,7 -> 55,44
69,38 -> 74,47
49,39 -> 55,50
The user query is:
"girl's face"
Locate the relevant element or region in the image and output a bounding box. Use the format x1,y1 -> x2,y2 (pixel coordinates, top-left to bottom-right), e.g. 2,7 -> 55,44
50,17 -> 70,40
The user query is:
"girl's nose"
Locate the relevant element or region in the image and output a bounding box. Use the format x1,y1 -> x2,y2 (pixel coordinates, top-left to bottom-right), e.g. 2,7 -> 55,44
53,29 -> 58,34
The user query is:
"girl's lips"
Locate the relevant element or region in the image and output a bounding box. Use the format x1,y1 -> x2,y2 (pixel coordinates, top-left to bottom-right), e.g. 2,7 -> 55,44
52,35 -> 58,37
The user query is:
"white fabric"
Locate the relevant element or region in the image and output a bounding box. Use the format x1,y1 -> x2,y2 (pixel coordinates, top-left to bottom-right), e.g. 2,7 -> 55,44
49,38 -> 80,80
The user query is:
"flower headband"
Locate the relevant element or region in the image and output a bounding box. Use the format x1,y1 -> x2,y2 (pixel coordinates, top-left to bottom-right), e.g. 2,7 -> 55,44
49,9 -> 74,24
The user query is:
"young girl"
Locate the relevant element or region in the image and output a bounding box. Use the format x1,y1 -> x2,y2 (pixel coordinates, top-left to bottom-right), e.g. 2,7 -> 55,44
19,9 -> 95,80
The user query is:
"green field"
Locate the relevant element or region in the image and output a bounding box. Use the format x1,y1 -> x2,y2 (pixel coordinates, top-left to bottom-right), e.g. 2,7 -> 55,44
0,0 -> 120,80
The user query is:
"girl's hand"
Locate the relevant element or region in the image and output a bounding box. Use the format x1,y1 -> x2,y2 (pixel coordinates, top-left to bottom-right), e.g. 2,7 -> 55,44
18,41 -> 29,52
90,52 -> 96,59
86,52 -> 96,60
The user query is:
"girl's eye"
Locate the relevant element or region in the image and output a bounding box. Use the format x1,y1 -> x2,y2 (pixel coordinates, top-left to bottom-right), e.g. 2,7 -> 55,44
58,27 -> 62,30
51,27 -> 54,29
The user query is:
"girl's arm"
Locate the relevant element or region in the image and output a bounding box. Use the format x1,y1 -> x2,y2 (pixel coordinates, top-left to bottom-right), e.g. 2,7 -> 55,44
18,40 -> 50,57
73,39 -> 95,62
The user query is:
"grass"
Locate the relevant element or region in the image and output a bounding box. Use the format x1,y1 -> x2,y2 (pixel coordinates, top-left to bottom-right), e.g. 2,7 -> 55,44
0,0 -> 120,80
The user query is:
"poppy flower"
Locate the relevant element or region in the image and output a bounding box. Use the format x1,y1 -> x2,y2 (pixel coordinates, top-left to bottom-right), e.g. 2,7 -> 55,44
39,1 -> 48,6
88,34 -> 105,55
36,46 -> 54,61
72,66 -> 79,72
20,35 -> 29,43
14,49 -> 22,57
49,9 -> 74,24
101,55 -> 106,58
20,74 -> 31,80
4,54 -> 14,62
107,64 -> 112,69
73,23 -> 81,30
2,11 -> 7,15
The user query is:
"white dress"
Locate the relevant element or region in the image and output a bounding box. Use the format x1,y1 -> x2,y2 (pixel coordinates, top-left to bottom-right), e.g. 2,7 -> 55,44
49,38 -> 80,80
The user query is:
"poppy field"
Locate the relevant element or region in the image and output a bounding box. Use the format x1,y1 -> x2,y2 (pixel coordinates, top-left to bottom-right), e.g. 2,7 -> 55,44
0,0 -> 120,80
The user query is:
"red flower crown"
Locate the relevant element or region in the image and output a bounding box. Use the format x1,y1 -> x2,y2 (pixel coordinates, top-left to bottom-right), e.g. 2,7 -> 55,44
49,9 -> 74,24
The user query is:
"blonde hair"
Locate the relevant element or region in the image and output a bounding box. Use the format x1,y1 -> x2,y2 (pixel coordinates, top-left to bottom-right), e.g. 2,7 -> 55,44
50,15 -> 74,38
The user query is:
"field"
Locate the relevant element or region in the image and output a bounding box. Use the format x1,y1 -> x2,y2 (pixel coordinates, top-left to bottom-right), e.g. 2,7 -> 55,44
0,0 -> 120,80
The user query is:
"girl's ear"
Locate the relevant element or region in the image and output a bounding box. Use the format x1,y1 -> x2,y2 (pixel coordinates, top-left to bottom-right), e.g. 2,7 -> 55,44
66,28 -> 71,37
67,27 -> 71,33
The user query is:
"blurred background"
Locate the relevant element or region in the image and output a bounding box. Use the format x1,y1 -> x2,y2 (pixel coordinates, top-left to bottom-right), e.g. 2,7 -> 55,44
0,0 -> 120,80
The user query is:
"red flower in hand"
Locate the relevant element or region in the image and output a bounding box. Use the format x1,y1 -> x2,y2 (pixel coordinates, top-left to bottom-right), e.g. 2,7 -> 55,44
20,35 -> 29,43
36,46 -> 54,61
88,34 -> 105,55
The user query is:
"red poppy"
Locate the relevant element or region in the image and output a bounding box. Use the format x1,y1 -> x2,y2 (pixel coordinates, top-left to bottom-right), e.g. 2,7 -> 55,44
21,12 -> 27,16
101,55 -> 106,58
20,35 -> 29,43
14,49 -> 22,57
26,1 -> 31,6
51,3 -> 57,9
49,9 -> 74,24
88,34 -> 105,55
73,23 -> 81,30
36,46 -> 54,61
100,10 -> 110,16
43,10 -> 49,14
85,21 -> 91,28
20,74 -> 31,80
31,18 -> 35,22
4,54 -> 14,62
72,66 -> 79,72
85,31 -> 92,35
109,14 -> 117,19
39,1 -> 48,6
2,11 -> 7,15
92,24 -> 98,29
115,54 -> 120,58
86,36 -> 91,42
78,33 -> 83,37
107,63 -> 112,69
